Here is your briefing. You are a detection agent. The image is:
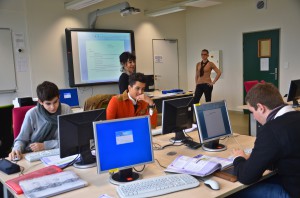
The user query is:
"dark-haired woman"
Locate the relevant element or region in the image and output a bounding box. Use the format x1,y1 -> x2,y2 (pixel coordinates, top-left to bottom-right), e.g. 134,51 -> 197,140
118,52 -> 136,94
193,49 -> 221,103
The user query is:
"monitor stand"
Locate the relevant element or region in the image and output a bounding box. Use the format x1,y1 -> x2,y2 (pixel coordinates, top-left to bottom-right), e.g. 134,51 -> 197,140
170,129 -> 187,143
292,99 -> 300,108
109,168 -> 141,185
202,139 -> 227,152
73,145 -> 96,169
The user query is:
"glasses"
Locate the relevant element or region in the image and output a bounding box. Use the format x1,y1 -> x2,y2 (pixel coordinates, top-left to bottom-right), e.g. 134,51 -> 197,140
201,54 -> 208,56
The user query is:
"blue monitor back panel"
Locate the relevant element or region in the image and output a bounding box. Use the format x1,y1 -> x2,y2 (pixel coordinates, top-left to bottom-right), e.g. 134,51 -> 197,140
59,88 -> 79,107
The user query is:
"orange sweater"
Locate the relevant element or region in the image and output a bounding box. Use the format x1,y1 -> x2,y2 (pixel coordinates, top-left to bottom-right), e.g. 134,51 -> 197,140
106,91 -> 158,128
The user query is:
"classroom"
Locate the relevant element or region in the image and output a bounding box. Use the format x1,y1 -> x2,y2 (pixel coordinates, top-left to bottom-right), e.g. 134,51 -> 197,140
0,0 -> 300,197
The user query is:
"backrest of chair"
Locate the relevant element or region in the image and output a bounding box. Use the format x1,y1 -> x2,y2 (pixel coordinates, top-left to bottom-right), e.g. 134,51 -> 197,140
84,94 -> 115,111
0,104 -> 14,157
244,80 -> 259,93
244,80 -> 266,93
12,105 -> 35,139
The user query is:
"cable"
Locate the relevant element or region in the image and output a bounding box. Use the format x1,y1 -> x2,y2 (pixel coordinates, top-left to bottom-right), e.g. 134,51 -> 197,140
133,165 -> 146,172
155,159 -> 167,169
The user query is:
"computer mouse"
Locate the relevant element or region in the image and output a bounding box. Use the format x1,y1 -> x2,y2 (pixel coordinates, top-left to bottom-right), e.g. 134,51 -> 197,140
204,179 -> 220,190
12,157 -> 20,162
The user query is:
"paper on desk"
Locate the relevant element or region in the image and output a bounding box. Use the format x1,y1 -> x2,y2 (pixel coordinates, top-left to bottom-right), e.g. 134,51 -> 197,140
41,154 -> 78,168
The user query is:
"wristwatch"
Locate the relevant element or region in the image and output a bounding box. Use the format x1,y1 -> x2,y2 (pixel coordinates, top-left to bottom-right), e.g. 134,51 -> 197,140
148,103 -> 156,109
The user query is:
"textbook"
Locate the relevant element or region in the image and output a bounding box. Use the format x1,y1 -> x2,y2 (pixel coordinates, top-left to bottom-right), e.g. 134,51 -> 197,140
19,171 -> 88,198
6,165 -> 62,194
165,155 -> 233,177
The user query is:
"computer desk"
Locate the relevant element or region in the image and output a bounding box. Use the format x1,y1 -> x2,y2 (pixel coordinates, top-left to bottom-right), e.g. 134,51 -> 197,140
0,131 -> 272,198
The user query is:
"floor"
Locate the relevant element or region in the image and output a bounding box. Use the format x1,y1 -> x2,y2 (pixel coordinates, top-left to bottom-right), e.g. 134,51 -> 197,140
157,110 -> 249,136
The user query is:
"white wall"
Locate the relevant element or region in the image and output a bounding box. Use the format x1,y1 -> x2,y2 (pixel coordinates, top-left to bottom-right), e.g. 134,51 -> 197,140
0,0 -> 187,106
0,0 -> 32,105
186,0 -> 300,110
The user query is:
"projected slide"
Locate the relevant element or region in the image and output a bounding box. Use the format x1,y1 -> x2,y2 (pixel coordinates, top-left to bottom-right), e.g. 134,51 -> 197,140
66,29 -> 134,86
85,40 -> 124,81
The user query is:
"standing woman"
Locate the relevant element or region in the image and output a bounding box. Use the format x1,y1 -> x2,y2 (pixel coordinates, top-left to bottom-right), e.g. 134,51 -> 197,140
193,49 -> 221,103
118,52 -> 136,94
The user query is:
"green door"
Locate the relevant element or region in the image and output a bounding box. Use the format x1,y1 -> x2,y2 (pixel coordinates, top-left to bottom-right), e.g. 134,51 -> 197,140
243,29 -> 280,100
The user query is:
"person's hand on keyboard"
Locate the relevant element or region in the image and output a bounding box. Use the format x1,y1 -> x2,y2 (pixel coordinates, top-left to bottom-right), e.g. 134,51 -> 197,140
29,142 -> 45,152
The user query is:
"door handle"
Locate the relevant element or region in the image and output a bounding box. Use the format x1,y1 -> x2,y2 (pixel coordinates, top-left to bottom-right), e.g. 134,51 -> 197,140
155,75 -> 162,77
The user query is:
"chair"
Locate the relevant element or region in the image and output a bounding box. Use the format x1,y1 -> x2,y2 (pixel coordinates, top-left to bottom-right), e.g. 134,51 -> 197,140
84,94 -> 115,111
12,105 -> 35,139
0,104 -> 14,158
244,80 -> 265,93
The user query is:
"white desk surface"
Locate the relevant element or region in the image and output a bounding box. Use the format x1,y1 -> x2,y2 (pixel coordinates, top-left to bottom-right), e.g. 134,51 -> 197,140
1,132 -> 265,198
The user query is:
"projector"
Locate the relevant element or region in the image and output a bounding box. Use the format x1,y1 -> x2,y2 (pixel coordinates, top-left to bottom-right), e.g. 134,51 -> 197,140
120,7 -> 141,17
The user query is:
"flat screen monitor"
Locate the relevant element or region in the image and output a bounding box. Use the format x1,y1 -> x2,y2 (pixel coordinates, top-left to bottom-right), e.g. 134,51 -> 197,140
162,96 -> 194,142
65,28 -> 135,87
287,79 -> 300,107
194,100 -> 232,152
144,75 -> 155,92
93,116 -> 154,185
58,109 -> 106,169
59,88 -> 79,107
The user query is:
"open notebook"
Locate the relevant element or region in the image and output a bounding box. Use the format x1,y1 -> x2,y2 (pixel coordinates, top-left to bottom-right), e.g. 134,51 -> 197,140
165,154 -> 233,177
19,171 -> 87,198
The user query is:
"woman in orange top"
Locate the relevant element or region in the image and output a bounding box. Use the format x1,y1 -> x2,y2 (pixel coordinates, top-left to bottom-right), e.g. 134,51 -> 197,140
194,49 -> 221,104
107,73 -> 157,128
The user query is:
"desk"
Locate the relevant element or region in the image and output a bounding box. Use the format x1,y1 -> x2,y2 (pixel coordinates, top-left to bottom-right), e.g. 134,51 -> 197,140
147,90 -> 194,113
0,131 -> 267,198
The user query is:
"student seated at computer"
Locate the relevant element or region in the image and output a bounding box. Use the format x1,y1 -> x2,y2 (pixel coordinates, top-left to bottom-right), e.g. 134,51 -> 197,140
231,83 -> 300,198
9,81 -> 71,160
107,72 -> 157,128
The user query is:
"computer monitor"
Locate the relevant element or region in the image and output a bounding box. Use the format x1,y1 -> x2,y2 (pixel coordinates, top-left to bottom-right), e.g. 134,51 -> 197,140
194,100 -> 233,152
162,96 -> 194,142
93,116 -> 154,185
287,79 -> 300,107
58,109 -> 106,169
144,75 -> 155,92
59,88 -> 79,107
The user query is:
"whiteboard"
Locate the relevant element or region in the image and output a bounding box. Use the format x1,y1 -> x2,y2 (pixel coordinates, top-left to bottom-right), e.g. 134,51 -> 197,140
0,28 -> 17,93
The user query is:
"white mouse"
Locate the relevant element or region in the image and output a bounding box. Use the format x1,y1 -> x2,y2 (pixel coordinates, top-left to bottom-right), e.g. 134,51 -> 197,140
204,179 -> 220,190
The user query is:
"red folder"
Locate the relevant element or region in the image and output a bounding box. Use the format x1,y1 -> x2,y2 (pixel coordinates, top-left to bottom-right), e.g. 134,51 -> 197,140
5,165 -> 62,194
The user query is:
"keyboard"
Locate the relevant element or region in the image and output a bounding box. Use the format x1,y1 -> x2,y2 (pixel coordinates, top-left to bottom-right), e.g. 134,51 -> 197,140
116,174 -> 200,198
25,148 -> 60,162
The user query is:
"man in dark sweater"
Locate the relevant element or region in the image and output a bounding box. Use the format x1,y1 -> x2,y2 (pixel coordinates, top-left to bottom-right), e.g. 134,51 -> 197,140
231,83 -> 300,198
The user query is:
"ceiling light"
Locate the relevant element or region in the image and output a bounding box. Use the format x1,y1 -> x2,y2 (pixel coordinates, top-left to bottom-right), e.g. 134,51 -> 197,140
145,6 -> 186,17
65,0 -> 104,10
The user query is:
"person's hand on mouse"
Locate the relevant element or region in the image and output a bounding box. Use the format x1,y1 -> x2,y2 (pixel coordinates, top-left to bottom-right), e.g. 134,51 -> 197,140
9,149 -> 22,160
29,143 -> 45,152
231,148 -> 249,160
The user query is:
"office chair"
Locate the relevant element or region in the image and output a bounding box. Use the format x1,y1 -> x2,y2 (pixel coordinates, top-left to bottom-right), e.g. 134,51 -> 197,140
84,94 -> 115,111
244,80 -> 265,93
12,105 -> 35,139
0,104 -> 14,158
